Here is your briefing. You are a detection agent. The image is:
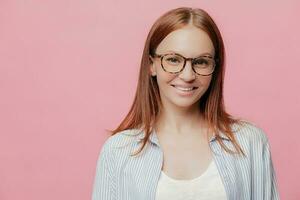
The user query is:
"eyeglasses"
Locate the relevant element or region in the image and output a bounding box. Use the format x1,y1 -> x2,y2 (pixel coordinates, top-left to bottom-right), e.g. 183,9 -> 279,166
151,52 -> 216,76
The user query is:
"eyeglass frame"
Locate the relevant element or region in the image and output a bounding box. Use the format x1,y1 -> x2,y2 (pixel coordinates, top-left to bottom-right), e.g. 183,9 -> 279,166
150,52 -> 218,76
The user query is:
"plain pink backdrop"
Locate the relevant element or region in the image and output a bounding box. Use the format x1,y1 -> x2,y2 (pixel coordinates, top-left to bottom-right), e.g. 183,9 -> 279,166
0,0 -> 299,199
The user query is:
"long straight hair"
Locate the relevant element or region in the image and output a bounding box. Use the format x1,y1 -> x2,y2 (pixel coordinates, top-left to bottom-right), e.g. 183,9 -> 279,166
107,7 -> 246,157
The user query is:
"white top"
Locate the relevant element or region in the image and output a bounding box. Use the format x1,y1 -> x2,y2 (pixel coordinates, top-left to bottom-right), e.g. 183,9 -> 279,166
155,160 -> 227,200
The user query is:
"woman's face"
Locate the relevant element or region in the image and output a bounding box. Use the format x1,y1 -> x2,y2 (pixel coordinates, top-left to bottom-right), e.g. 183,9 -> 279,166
150,25 -> 215,110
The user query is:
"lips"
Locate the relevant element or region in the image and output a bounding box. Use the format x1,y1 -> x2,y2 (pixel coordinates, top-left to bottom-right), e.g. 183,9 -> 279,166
171,85 -> 198,90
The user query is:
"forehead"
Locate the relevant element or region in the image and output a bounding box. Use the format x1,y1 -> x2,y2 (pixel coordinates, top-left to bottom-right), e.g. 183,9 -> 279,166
155,26 -> 215,57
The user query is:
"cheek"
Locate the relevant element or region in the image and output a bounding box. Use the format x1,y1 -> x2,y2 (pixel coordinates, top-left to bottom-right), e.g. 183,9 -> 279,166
202,76 -> 213,87
198,75 -> 213,87
194,76 -> 213,96
156,71 -> 175,86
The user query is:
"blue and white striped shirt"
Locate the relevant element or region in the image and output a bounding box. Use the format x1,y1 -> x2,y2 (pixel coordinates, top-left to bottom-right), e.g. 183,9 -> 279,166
92,121 -> 280,200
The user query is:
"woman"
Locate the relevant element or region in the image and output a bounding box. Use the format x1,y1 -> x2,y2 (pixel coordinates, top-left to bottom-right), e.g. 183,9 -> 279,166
92,7 -> 280,200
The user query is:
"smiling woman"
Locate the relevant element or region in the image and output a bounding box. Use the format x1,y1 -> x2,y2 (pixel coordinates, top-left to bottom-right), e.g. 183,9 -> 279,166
149,24 -> 215,109
92,7 -> 280,200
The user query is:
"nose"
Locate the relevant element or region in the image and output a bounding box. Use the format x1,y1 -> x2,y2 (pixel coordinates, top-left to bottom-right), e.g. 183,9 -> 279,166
178,60 -> 196,81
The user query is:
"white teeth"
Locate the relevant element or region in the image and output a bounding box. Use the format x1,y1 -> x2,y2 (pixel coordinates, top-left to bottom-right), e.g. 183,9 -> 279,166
174,86 -> 194,91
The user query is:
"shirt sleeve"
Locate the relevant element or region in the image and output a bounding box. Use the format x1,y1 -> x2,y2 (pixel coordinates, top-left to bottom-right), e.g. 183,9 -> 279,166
262,136 -> 280,200
91,141 -> 116,200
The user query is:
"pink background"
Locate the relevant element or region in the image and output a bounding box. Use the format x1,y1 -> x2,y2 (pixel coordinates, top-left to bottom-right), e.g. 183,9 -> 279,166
0,0 -> 299,199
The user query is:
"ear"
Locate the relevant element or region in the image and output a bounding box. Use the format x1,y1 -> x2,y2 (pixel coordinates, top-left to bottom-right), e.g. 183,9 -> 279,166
149,55 -> 157,77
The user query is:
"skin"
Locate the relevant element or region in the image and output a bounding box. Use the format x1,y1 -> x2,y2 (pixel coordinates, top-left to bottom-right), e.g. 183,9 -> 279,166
149,24 -> 216,180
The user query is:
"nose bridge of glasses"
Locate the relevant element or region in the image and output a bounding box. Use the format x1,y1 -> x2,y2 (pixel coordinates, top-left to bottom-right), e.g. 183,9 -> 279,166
184,58 -> 196,70
180,58 -> 196,76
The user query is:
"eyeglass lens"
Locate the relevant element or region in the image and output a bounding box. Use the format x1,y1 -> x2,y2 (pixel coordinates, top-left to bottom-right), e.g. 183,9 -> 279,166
162,54 -> 215,75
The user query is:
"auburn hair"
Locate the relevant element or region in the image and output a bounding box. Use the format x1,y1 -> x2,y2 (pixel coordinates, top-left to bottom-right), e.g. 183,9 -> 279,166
107,7 -> 246,157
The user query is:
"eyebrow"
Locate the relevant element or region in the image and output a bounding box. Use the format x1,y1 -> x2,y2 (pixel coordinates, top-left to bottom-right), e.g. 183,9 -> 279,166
165,50 -> 214,58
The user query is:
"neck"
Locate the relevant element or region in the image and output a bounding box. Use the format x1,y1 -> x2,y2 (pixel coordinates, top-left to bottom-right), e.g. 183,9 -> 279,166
154,102 -> 207,136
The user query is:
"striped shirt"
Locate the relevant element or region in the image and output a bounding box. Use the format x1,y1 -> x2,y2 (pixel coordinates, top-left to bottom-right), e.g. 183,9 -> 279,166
92,121 -> 280,200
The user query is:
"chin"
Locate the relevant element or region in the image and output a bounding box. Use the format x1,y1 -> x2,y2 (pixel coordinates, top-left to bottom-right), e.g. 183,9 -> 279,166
171,99 -> 200,108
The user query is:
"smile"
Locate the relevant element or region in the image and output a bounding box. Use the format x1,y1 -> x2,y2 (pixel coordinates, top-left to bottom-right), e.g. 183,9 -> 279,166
171,85 -> 198,91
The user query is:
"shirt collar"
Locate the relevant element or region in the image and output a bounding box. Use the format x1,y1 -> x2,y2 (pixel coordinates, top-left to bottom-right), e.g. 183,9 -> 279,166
135,127 -> 230,146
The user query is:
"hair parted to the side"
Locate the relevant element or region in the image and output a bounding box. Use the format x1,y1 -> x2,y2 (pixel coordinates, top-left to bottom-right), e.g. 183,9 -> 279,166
107,7 -> 247,157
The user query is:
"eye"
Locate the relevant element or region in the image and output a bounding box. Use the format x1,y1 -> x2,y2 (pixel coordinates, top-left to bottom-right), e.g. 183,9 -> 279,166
166,57 -> 180,63
194,58 -> 209,65
194,57 -> 216,68
163,55 -> 184,65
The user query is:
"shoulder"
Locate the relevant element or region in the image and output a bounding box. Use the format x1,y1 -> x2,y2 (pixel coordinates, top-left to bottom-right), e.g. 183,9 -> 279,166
231,119 -> 269,144
101,129 -> 142,150
98,129 -> 142,163
228,120 -> 270,155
